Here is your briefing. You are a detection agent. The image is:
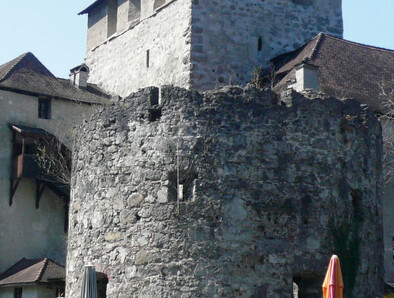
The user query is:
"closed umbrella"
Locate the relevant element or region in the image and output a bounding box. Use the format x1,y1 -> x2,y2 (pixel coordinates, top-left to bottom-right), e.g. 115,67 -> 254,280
81,265 -> 98,298
322,255 -> 344,298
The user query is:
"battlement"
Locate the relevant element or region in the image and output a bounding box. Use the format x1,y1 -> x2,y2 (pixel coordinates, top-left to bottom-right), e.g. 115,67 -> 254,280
81,0 -> 343,96
66,85 -> 383,297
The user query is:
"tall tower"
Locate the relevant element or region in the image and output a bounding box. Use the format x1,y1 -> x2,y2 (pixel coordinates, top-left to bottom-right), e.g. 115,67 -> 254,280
80,0 -> 343,96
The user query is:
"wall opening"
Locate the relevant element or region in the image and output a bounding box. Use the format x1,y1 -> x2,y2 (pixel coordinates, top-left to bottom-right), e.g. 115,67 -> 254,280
258,36 -> 263,52
107,0 -> 118,37
129,0 -> 141,24
168,170 -> 198,202
292,0 -> 314,5
97,272 -> 109,298
38,97 -> 51,119
146,50 -> 150,68
293,272 -> 323,298
351,189 -> 363,221
154,0 -> 166,10
148,108 -> 162,122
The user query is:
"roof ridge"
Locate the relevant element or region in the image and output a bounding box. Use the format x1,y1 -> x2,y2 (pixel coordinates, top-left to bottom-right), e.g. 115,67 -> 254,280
309,32 -> 325,61
323,33 -> 394,53
35,258 -> 48,282
0,52 -> 30,82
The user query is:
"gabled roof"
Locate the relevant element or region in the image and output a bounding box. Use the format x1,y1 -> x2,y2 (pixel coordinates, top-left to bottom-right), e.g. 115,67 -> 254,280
0,258 -> 65,287
273,33 -> 394,114
0,52 -> 108,104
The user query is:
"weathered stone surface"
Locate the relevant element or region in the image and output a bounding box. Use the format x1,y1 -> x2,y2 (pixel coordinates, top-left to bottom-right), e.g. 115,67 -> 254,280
66,86 -> 383,297
85,0 -> 343,96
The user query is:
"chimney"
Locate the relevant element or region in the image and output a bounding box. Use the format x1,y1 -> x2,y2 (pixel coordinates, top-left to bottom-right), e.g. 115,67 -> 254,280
69,64 -> 89,89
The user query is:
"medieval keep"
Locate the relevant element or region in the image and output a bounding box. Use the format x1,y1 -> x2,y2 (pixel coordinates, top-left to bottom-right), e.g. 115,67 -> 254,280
0,0 -> 393,297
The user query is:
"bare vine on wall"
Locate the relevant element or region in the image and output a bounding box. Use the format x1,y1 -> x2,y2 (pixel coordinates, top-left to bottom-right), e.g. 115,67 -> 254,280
35,136 -> 72,185
378,77 -> 394,184
34,101 -> 101,186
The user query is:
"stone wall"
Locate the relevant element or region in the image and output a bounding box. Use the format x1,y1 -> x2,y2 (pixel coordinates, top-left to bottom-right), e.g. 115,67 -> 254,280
66,86 -> 383,297
190,0 -> 343,90
84,0 -> 342,96
85,0 -> 192,97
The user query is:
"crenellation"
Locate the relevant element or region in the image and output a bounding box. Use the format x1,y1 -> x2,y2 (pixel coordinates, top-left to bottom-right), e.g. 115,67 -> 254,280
82,0 -> 342,96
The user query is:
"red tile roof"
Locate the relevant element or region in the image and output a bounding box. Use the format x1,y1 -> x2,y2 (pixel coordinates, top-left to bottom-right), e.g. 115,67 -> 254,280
0,52 -> 108,104
0,258 -> 65,287
273,33 -> 394,114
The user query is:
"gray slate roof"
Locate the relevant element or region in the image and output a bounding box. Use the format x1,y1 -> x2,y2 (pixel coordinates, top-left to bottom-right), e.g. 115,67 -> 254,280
0,52 -> 108,104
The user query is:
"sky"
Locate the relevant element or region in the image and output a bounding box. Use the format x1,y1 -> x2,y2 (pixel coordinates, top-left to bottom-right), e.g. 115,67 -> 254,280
0,0 -> 393,79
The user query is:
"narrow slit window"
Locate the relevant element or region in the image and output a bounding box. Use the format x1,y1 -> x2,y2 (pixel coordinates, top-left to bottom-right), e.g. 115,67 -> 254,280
168,170 -> 198,202
258,37 -> 263,51
146,50 -> 150,68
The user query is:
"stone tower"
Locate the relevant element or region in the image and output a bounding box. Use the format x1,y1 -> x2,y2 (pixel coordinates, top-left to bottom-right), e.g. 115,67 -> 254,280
80,0 -> 343,96
66,87 -> 383,297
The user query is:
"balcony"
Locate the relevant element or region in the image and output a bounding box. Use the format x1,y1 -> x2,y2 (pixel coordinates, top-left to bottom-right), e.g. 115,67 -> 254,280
12,154 -> 52,181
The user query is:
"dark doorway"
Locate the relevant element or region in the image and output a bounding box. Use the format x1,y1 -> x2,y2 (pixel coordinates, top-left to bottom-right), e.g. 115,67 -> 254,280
293,271 -> 323,298
97,272 -> 109,298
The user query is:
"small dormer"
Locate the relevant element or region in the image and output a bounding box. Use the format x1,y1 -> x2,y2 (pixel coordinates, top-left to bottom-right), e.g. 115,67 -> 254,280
69,64 -> 89,89
287,63 -> 319,92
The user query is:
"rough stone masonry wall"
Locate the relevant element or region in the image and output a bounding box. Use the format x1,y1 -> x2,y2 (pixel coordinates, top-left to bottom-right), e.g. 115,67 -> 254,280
66,86 -> 383,297
190,0 -> 343,90
85,0 -> 342,97
85,0 -> 192,97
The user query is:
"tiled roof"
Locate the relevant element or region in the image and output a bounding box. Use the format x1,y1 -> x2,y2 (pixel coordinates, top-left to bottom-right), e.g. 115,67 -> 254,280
273,33 -> 394,114
0,258 -> 65,287
0,52 -> 108,104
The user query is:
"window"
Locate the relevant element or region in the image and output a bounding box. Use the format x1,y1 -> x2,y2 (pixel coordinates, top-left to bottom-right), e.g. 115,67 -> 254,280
14,287 -> 22,298
38,97 -> 51,119
168,170 -> 198,202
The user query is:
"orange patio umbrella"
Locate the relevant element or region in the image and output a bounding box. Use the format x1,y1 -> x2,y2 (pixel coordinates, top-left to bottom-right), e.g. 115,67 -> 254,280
322,255 -> 344,298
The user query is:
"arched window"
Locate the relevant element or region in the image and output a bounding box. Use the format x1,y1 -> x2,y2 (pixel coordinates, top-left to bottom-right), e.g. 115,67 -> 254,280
154,0 -> 166,10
